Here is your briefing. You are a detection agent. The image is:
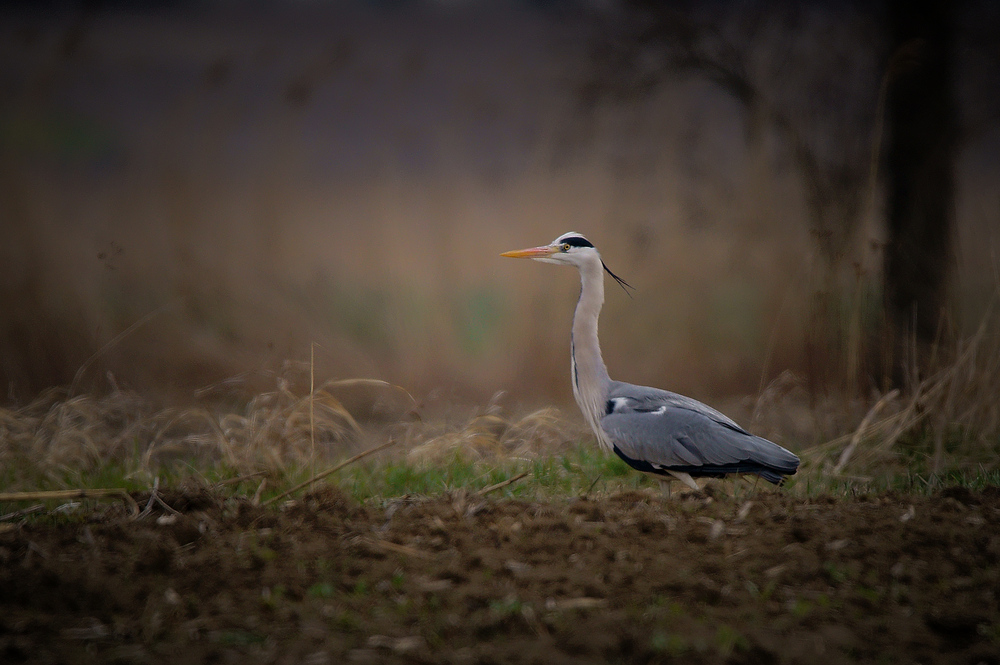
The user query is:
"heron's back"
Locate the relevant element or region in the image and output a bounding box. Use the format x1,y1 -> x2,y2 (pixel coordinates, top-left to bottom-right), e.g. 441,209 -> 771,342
600,382 -> 799,484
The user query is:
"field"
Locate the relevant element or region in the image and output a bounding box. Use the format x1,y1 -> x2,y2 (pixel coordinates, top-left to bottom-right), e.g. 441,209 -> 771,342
3,381 -> 1000,665
4,4 -> 1000,663
3,482 -> 1000,664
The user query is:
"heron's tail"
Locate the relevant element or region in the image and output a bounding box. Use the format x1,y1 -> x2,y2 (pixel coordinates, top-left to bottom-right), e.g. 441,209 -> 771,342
748,436 -> 799,485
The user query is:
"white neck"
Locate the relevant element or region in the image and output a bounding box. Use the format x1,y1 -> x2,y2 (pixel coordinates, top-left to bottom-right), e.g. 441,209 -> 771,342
570,254 -> 612,450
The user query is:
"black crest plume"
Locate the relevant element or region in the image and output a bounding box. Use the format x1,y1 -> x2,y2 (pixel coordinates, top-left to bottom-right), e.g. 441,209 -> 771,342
602,261 -> 634,298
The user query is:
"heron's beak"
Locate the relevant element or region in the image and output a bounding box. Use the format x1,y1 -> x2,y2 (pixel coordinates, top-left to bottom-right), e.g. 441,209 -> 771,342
500,245 -> 557,259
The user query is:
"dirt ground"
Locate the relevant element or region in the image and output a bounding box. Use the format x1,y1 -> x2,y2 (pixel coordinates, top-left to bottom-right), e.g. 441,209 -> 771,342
2,485 -> 999,665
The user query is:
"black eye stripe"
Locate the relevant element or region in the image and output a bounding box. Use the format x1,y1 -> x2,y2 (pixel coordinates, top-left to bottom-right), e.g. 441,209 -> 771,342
561,236 -> 594,248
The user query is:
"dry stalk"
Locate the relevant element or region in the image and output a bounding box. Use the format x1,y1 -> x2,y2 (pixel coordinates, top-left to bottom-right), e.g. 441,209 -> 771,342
831,389 -> 899,475
211,471 -> 268,488
310,342 -> 316,477
138,478 -> 180,518
262,438 -> 397,507
476,471 -> 530,496
252,478 -> 267,506
69,301 -> 178,395
0,488 -> 129,501
151,492 -> 181,516
0,489 -> 139,516
321,378 -> 417,406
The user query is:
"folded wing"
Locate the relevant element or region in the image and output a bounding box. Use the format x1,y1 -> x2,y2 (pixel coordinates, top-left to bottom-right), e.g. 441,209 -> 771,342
600,382 -> 800,484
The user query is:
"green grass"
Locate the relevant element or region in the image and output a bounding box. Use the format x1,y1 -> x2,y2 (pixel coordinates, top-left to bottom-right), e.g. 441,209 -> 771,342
2,405 -> 1000,519
341,444 -> 660,502
241,443 -> 657,504
0,439 -> 661,519
3,441 -> 999,521
792,465 -> 1000,498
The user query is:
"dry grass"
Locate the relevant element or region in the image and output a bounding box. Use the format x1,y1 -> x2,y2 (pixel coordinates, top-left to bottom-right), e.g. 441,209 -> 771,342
2,313 -> 999,498
0,372 -> 588,493
404,402 -> 582,465
799,303 -> 1000,481
0,380 -> 364,485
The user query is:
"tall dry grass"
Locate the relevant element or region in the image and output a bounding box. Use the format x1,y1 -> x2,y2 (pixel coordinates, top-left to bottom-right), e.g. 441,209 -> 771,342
2,321 -> 998,493
0,370 -> 591,493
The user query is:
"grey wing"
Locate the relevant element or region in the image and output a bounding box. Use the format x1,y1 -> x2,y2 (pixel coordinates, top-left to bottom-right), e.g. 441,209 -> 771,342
606,381 -> 745,431
601,382 -> 799,482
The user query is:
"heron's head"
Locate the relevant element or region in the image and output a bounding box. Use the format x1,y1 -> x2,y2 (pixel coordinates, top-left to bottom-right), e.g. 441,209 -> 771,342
501,232 -> 634,294
500,232 -> 598,267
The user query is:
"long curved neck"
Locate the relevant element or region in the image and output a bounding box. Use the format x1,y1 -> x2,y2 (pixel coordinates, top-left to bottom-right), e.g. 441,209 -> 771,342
571,255 -> 612,449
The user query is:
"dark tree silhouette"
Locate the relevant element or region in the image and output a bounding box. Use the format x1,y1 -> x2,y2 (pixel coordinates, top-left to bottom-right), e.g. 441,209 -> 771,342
882,0 -> 956,386
583,0 -> 958,393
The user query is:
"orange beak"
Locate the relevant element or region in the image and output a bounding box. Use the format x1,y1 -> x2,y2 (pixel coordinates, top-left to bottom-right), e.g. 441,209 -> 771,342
500,245 -> 558,259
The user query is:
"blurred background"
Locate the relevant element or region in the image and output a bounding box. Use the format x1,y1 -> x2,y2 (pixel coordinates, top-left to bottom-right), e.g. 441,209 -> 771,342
1,0 -> 998,421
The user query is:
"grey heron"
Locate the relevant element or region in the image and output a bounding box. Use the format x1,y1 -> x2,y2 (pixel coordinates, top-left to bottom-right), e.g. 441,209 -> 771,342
502,232 -> 799,492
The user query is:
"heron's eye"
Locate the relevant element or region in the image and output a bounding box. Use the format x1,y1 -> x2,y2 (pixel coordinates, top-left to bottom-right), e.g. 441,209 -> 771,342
562,243 -> 571,252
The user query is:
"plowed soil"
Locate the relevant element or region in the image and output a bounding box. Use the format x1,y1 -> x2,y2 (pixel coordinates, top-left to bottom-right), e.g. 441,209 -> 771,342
2,485 -> 1000,664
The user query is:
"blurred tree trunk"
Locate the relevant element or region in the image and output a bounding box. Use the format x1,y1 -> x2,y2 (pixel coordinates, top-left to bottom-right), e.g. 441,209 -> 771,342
882,0 -> 956,388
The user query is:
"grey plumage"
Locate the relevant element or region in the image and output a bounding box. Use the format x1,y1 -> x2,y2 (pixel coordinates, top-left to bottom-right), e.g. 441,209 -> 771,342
502,231 -> 799,489
602,382 -> 799,484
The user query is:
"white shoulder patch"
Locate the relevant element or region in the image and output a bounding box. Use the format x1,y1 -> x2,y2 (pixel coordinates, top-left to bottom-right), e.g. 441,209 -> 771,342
609,397 -> 631,413
608,399 -> 669,416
